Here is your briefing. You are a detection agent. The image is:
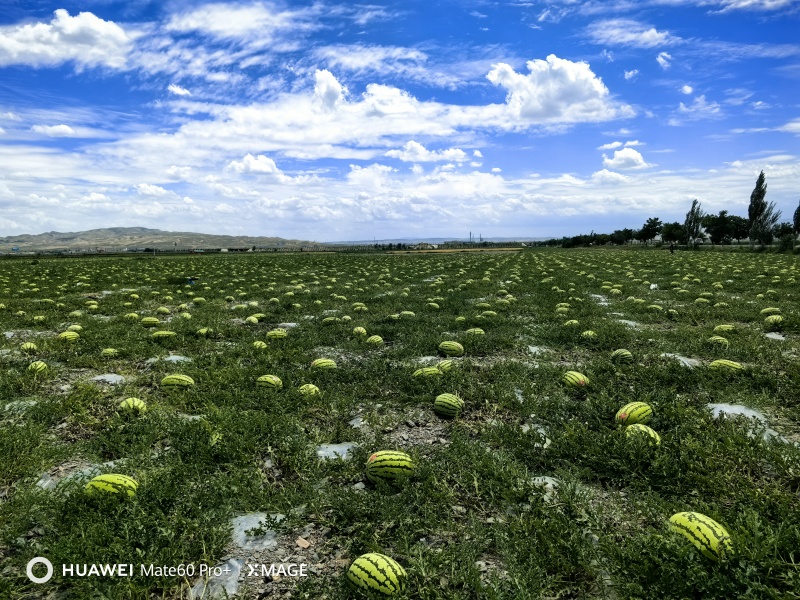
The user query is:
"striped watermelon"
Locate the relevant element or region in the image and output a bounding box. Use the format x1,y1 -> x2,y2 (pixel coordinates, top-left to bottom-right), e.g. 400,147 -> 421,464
562,371 -> 589,387
708,359 -> 743,372
20,342 -> 38,353
27,360 -> 48,373
434,393 -> 464,418
197,327 -> 213,336
86,474 -> 138,497
610,349 -> 633,363
366,451 -> 414,484
161,374 -> 195,388
366,335 -> 384,345
413,367 -> 442,378
124,313 -> 140,320
713,324 -> 735,334
437,359 -> 456,372
347,553 -> 407,595
353,326 -> 367,336
764,315 -> 783,328
707,335 -> 729,348
564,320 -> 579,327
59,331 -> 80,341
151,330 -> 176,339
581,330 -> 597,339
297,383 -> 320,396
668,512 -> 733,561
267,328 -> 288,339
465,327 -> 485,335
141,317 -> 160,327
311,358 -> 337,369
625,423 -> 661,446
438,341 -> 464,357
120,398 -> 147,412
257,375 -> 283,389
615,402 -> 653,425
760,307 -> 781,315
101,348 -> 119,357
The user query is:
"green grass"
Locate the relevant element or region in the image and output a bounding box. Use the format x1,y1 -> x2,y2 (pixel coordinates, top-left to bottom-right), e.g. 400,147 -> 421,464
0,248 -> 799,599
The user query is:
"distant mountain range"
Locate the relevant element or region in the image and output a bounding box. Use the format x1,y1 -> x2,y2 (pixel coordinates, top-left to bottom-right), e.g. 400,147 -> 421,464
0,228 -> 548,251
0,227 -> 314,251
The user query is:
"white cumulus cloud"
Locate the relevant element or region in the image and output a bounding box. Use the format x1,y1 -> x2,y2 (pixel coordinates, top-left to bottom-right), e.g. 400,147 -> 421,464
681,85 -> 693,94
592,169 -> 631,184
656,52 -> 673,69
227,153 -> 281,174
135,183 -> 171,196
0,9 -> 132,70
385,141 -> 468,162
602,148 -> 652,170
486,55 -> 635,124
313,69 -> 346,111
624,69 -> 639,80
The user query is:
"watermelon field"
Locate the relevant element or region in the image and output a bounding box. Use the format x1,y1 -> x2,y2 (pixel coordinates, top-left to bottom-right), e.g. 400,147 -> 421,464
1,248 -> 799,599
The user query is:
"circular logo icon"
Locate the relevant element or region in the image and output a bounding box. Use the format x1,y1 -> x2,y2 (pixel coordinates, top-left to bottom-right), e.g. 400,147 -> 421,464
26,557 -> 53,584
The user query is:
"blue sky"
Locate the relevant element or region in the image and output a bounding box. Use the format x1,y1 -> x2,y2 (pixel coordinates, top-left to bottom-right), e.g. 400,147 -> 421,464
0,0 -> 798,241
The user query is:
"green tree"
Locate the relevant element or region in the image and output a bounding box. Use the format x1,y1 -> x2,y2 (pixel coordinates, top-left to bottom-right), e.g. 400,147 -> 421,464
747,170 -> 781,246
622,228 -> 635,244
701,210 -> 733,244
793,200 -> 800,250
729,215 -> 749,242
638,217 -> 663,245
684,199 -> 705,248
661,221 -> 684,243
773,222 -> 793,238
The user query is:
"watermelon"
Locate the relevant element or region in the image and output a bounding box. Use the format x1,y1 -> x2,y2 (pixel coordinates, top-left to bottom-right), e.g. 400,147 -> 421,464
120,398 -> 147,413
311,358 -> 337,369
161,374 -> 195,388
610,349 -> 633,363
615,402 -> 653,425
438,341 -> 464,357
562,371 -> 589,387
413,367 -> 442,378
434,393 -> 464,418
366,451 -> 414,484
347,553 -> 407,595
668,512 -> 733,561
257,374 -> 283,389
708,359 -> 743,372
625,423 -> 661,446
85,474 -> 138,497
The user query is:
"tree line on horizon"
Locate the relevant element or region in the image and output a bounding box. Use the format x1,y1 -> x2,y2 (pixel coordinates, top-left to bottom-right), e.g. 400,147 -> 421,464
544,171 -> 800,250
